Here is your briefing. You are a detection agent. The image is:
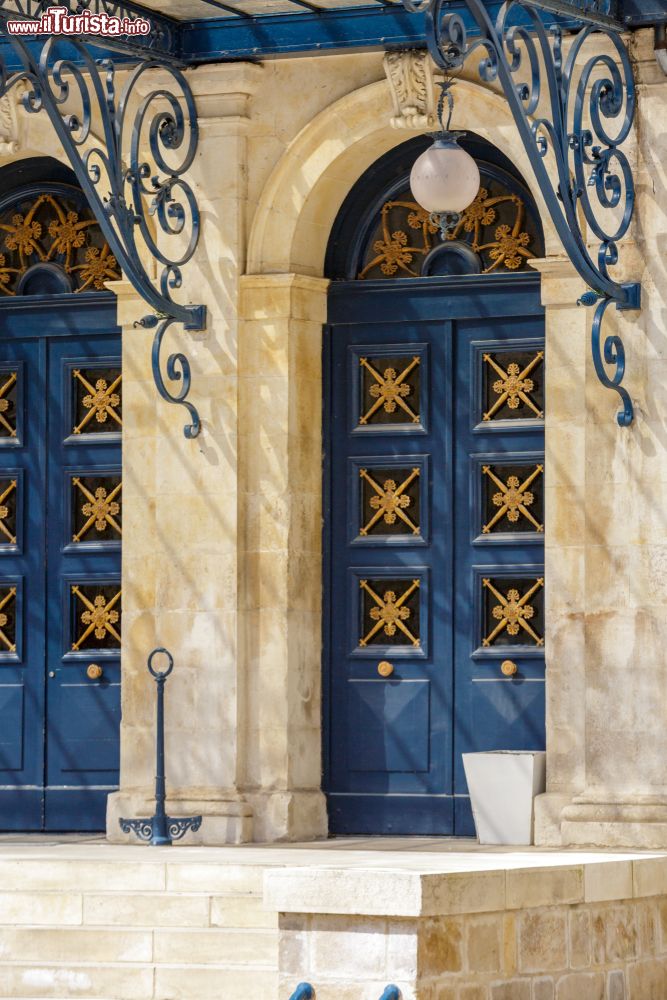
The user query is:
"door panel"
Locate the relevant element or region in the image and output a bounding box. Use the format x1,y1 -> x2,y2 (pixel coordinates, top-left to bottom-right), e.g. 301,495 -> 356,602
324,274 -> 545,836
0,300 -> 121,831
326,317 -> 452,835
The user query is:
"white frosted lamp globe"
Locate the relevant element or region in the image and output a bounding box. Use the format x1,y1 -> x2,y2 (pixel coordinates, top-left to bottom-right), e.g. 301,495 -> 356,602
409,137 -> 481,214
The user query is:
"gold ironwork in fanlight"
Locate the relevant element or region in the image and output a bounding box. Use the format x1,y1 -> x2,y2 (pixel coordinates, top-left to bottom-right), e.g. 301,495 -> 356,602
482,465 -> 543,534
0,479 -> 17,544
71,585 -> 121,650
360,467 -> 420,536
0,194 -> 120,295
72,477 -> 122,542
0,586 -> 16,652
72,370 -> 122,434
482,578 -> 544,648
359,578 -> 420,648
483,352 -> 544,421
358,187 -> 534,279
359,356 -> 420,425
0,371 -> 17,438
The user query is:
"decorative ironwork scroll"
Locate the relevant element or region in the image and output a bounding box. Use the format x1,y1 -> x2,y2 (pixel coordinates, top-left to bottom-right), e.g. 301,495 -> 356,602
0,28 -> 205,437
400,0 -> 641,426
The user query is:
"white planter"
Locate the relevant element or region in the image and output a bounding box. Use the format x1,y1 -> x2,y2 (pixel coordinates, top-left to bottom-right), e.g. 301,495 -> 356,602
462,751 -> 546,846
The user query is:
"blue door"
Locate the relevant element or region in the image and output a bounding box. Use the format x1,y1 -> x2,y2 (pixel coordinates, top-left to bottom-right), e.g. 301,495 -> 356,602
0,296 -> 121,830
324,273 -> 545,835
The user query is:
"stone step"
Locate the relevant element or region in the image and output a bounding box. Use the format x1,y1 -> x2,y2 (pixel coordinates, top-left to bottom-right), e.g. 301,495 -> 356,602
0,857 -> 280,999
0,859 -> 265,894
0,963 -> 278,999
0,926 -> 277,966
0,888 -> 277,928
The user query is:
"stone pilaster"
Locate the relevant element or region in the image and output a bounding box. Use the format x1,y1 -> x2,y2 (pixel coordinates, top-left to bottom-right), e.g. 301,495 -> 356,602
238,273 -> 329,842
106,63 -> 263,844
528,258 -> 587,846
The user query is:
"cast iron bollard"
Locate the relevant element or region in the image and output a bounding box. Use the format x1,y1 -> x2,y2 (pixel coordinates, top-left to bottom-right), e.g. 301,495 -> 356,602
119,647 -> 202,846
287,987 -> 400,999
288,986 -> 314,1000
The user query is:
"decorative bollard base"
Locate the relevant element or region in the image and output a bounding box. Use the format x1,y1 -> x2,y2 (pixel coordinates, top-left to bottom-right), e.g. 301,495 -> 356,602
119,814 -> 202,847
120,648 -> 202,846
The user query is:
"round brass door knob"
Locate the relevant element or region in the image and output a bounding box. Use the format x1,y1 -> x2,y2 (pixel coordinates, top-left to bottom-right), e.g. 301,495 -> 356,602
87,663 -> 103,680
501,659 -> 518,677
377,660 -> 395,678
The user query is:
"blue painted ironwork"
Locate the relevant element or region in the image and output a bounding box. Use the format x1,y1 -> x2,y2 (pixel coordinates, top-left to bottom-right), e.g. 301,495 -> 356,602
401,0 -> 640,424
0,29 -> 205,437
119,648 -> 202,845
0,0 -> 181,64
288,985 -> 314,1000
287,986 -> 401,999
1,2 -> 663,69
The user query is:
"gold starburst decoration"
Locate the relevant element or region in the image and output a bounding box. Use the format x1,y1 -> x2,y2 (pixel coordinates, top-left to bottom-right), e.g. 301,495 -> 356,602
71,586 -> 122,649
359,578 -> 420,647
359,356 -> 420,425
359,467 -> 420,535
482,465 -> 543,533
482,578 -> 544,647
483,352 -> 544,421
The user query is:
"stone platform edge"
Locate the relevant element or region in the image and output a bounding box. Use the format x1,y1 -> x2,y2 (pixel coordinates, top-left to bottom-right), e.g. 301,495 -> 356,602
264,854 -> 667,918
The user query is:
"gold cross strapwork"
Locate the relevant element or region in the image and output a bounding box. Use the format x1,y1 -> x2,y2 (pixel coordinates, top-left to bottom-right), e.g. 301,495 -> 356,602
483,351 -> 544,421
0,371 -> 17,437
72,478 -> 122,542
482,578 -> 544,648
359,356 -> 420,425
482,465 -> 543,534
359,578 -> 420,648
72,370 -> 122,434
359,467 -> 420,536
0,586 -> 16,652
71,586 -> 121,650
0,479 -> 17,544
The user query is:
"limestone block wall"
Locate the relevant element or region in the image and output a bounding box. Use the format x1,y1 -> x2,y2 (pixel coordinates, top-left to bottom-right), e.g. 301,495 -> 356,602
277,886 -> 667,999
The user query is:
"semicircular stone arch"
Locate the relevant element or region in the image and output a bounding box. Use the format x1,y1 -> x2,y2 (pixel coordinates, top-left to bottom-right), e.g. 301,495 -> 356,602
246,77 -> 560,278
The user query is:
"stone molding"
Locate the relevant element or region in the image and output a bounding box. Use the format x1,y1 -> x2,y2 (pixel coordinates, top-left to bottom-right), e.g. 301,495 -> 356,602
0,87 -> 22,155
383,49 -> 439,130
246,76 -> 562,276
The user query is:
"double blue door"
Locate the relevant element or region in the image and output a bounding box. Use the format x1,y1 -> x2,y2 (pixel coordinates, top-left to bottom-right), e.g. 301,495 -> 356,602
0,297 -> 121,830
324,274 -> 545,835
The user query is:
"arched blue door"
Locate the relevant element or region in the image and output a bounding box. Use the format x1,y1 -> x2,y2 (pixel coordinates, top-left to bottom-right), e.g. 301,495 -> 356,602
0,169 -> 122,831
323,137 -> 546,836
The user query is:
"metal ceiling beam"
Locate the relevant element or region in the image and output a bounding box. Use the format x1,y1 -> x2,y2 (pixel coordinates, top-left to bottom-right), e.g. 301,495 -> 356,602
181,1 -> 578,62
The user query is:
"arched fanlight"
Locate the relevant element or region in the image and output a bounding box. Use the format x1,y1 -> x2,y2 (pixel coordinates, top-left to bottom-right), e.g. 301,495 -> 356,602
409,82 -> 480,239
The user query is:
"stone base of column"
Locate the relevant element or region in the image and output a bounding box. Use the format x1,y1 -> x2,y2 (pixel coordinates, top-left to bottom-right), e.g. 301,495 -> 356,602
559,797 -> 667,850
533,792 -> 571,847
244,790 -> 328,843
106,788 -> 254,845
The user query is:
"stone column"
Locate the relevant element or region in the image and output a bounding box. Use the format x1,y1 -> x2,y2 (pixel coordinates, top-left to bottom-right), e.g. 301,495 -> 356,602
530,258 -> 588,846
106,63 -> 263,844
551,30 -> 667,848
238,273 -> 329,842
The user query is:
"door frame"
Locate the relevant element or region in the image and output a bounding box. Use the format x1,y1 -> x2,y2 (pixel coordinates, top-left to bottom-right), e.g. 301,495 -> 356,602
0,290 -> 121,831
322,270 -> 545,835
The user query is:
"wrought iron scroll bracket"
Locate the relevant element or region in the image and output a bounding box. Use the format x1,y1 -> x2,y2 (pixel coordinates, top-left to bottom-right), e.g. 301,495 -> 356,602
0,27 -> 205,438
401,0 -> 641,426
